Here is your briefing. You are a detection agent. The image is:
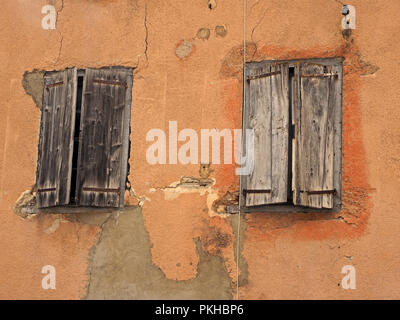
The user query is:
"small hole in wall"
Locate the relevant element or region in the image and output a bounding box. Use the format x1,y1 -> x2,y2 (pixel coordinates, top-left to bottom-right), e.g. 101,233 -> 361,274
208,0 -> 216,10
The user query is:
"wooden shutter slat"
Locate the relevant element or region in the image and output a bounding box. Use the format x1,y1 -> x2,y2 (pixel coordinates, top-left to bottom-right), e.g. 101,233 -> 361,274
76,68 -> 129,207
36,68 -> 77,208
271,64 -> 289,203
241,63 -> 289,207
293,63 -> 340,209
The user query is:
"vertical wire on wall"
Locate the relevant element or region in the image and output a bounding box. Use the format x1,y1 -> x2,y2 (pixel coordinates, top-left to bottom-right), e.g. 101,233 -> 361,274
236,0 -> 247,301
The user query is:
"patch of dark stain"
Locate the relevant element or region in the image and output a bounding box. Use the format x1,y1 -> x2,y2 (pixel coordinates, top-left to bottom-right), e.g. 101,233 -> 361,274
342,29 -> 352,41
215,25 -> 227,38
197,28 -> 211,40
220,42 -> 257,79
203,228 -> 233,256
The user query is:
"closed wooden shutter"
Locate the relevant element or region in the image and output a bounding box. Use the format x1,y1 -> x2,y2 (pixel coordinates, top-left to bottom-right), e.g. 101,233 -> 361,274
240,63 -> 289,207
36,68 -> 77,208
76,68 -> 130,207
292,63 -> 341,209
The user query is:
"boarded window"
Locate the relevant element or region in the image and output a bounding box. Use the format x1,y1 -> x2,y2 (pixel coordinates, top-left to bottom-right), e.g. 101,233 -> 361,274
240,58 -> 342,212
36,67 -> 133,209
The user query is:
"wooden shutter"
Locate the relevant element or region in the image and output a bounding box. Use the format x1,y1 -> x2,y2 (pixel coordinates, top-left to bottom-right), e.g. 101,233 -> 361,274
240,63 -> 289,207
292,63 -> 341,209
36,68 -> 77,208
76,68 -> 131,207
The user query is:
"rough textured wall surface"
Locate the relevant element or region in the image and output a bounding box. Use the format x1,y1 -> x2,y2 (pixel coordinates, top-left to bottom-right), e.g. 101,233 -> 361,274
0,0 -> 399,299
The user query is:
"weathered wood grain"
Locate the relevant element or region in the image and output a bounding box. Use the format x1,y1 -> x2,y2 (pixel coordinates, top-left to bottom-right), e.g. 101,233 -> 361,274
36,68 -> 77,208
293,63 -> 340,209
241,63 -> 289,207
76,68 -> 131,208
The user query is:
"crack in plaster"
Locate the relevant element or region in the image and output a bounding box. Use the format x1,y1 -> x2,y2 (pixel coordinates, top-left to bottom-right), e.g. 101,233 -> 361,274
54,0 -> 65,66
144,3 -> 149,63
251,8 -> 268,43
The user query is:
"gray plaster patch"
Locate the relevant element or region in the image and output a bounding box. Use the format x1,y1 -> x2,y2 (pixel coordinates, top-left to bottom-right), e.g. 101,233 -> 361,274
215,25 -> 227,38
197,28 -> 210,40
22,70 -> 45,108
176,41 -> 193,59
85,207 -> 232,299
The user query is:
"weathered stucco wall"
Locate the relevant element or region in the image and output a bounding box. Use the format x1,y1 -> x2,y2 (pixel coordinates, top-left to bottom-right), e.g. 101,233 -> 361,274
0,0 -> 399,299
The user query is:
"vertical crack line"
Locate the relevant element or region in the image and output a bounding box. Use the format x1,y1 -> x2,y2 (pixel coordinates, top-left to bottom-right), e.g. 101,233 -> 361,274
250,8 -> 267,43
56,0 -> 65,26
55,36 -> 63,66
54,0 -> 65,66
144,3 -> 149,63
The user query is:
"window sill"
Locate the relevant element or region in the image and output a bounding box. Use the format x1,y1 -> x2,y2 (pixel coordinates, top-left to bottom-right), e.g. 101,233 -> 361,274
36,205 -> 126,215
227,203 -> 341,214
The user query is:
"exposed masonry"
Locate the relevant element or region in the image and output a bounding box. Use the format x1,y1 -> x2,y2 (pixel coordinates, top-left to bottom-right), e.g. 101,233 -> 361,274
13,186 -> 37,218
22,71 -> 45,109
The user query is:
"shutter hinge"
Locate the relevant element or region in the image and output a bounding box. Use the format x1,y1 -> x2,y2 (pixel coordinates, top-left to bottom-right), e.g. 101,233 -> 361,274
247,71 -> 281,81
301,73 -> 338,78
243,189 -> 271,195
300,189 -> 336,195
82,187 -> 121,194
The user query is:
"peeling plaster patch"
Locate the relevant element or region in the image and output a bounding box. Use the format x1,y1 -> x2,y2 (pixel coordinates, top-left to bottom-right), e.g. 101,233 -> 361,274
13,188 -> 37,218
215,25 -> 227,38
157,164 -> 229,217
162,177 -> 214,200
199,163 -> 214,178
175,40 -> 193,59
85,207 -> 232,299
197,28 -> 210,40
22,70 -> 45,108
159,176 -> 224,217
124,182 -> 150,207
212,190 -> 239,214
64,211 -> 112,227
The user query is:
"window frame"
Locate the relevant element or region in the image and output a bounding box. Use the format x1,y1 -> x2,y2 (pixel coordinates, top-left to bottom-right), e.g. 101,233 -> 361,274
239,57 -> 343,213
36,66 -> 133,210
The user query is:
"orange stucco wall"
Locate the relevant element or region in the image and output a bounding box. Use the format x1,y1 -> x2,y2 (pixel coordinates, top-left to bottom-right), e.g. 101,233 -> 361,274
0,0 -> 399,299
